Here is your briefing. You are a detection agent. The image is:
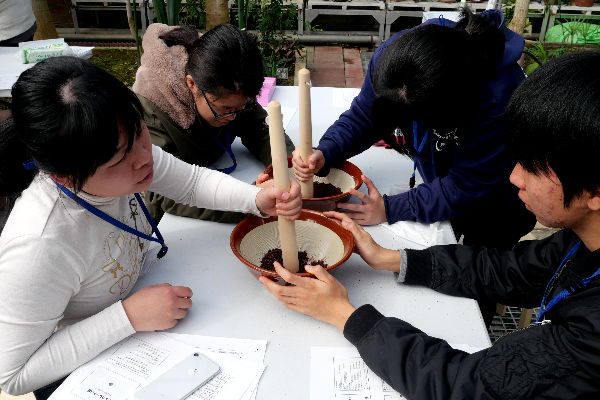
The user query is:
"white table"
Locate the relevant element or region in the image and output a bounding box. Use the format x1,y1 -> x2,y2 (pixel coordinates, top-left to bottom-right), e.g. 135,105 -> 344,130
130,87 -> 490,399
0,45 -> 94,97
0,46 -> 33,97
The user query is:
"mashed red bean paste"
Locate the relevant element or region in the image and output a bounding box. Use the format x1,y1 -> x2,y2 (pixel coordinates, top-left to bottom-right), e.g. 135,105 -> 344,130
260,248 -> 329,273
312,182 -> 342,198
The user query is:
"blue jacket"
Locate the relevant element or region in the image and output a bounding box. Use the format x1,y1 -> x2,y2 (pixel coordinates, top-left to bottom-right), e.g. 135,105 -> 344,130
317,10 -> 529,234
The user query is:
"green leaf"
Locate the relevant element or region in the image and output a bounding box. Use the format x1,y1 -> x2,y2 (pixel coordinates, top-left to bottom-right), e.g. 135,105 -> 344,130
167,0 -> 182,26
154,0 -> 168,24
525,62 -> 539,75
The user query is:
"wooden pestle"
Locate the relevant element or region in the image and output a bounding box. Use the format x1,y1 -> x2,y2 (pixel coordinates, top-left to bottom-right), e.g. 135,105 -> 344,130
267,101 -> 300,273
298,68 -> 314,198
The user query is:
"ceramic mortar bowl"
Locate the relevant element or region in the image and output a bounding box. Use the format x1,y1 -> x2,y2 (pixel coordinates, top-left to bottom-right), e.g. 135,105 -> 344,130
264,156 -> 363,212
230,209 -> 354,285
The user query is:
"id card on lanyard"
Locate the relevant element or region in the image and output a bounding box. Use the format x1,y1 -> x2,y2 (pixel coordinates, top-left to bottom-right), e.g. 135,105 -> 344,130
55,182 -> 168,275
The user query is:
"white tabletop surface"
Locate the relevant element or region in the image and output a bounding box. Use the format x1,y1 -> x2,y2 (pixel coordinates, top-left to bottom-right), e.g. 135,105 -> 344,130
0,46 -> 34,97
0,44 -> 94,97
130,86 -> 490,399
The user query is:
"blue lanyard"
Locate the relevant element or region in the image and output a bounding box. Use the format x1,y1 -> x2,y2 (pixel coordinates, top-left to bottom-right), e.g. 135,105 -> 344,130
410,121 -> 429,188
55,182 -> 168,259
194,103 -> 237,174
212,128 -> 237,174
535,240 -> 599,322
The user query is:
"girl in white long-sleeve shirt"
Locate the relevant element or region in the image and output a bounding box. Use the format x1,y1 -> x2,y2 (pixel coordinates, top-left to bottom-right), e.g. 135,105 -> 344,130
0,56 -> 301,398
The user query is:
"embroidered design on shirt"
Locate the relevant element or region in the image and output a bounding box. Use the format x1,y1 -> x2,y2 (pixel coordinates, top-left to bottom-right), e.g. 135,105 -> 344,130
434,127 -> 459,152
129,198 -> 145,253
101,196 -> 152,296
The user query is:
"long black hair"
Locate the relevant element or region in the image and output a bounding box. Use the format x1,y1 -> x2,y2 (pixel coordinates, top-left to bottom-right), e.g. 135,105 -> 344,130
0,56 -> 144,196
504,50 -> 600,207
159,24 -> 264,99
373,8 -> 506,157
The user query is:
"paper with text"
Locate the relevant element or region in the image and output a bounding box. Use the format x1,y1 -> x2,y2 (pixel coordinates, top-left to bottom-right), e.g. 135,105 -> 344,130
71,367 -> 140,400
50,332 -> 191,400
162,333 -> 267,365
310,347 -> 404,400
180,351 -> 264,400
105,335 -> 171,379
49,332 -> 265,400
162,333 -> 266,400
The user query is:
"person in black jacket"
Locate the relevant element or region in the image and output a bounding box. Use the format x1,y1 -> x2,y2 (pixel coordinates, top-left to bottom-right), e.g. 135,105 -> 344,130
260,50 -> 600,399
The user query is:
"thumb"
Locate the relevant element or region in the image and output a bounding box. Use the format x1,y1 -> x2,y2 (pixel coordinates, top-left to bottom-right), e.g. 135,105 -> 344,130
363,175 -> 380,197
266,186 -> 290,201
305,264 -> 331,282
308,152 -> 319,170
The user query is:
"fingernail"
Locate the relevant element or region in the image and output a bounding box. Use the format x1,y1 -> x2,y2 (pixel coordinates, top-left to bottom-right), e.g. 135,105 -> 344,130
280,192 -> 290,200
305,265 -> 314,271
342,220 -> 348,226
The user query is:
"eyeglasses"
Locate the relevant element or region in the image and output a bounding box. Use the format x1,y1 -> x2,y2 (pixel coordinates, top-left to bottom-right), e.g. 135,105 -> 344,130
201,91 -> 256,119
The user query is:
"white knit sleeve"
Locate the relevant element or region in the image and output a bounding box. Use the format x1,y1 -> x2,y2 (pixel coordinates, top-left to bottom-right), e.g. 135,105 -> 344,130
0,236 -> 135,395
148,145 -> 262,216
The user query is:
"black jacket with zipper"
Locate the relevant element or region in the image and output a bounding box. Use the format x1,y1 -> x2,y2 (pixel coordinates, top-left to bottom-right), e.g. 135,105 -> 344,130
344,229 -> 600,399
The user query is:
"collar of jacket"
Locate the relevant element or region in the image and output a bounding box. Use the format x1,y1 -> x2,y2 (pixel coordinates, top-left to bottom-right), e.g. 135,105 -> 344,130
547,244 -> 600,300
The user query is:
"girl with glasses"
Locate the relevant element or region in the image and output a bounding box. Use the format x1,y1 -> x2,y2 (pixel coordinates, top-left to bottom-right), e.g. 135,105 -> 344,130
0,56 -> 301,398
133,23 -> 295,225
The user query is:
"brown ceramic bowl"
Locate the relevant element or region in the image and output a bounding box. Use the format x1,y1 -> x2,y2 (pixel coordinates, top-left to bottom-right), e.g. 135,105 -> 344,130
230,209 -> 354,285
264,156 -> 363,212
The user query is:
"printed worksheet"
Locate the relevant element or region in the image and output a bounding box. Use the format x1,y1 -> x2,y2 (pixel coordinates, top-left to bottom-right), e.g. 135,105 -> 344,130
162,333 -> 267,400
48,332 -> 265,400
310,347 -> 404,400
49,332 -> 190,400
162,332 -> 267,364
105,335 -> 171,379
182,351 -> 265,400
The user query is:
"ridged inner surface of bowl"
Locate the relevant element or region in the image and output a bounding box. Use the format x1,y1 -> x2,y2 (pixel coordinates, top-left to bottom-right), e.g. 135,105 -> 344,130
287,167 -> 355,194
239,220 -> 345,267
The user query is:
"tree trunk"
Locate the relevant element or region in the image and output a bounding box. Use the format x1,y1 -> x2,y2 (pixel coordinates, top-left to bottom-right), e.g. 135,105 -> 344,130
508,0 -> 531,36
31,0 -> 59,40
205,0 -> 229,31
125,0 -> 138,39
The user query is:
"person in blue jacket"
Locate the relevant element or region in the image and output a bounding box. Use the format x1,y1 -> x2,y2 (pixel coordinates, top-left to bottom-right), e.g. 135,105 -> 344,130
265,50 -> 600,399
294,9 -> 536,251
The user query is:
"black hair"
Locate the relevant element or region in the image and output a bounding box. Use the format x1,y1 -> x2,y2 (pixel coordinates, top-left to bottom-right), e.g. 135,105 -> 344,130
504,50 -> 600,207
0,56 -> 143,196
159,24 -> 264,99
373,8 -> 505,156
